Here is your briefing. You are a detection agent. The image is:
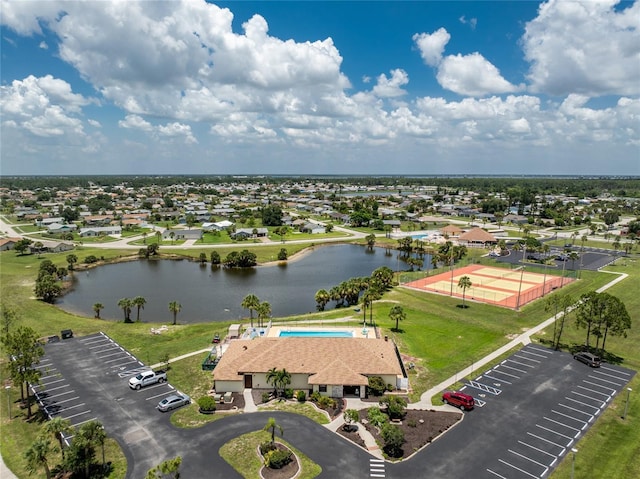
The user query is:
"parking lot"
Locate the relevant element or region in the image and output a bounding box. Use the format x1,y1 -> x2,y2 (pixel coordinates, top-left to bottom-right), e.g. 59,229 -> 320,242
393,344 -> 635,478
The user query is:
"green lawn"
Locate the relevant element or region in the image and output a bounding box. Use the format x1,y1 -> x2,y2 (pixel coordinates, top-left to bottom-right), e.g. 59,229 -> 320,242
1,245 -> 638,479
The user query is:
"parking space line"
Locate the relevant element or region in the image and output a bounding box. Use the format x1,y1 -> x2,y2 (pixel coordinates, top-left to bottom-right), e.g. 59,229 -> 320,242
52,396 -> 80,405
583,380 -> 616,393
513,354 -> 540,363
518,440 -> 558,460
587,375 -> 624,387
508,448 -> 549,473
576,385 -> 611,398
490,368 -> 520,379
61,410 -> 93,421
526,432 -> 565,452
486,469 -> 507,478
80,337 -> 107,344
570,391 -> 605,405
498,459 -> 538,478
543,416 -> 581,433
72,417 -> 99,427
110,359 -> 138,368
145,388 -> 175,401
37,378 -> 65,387
550,410 -> 586,425
34,363 -> 55,370
483,374 -> 511,385
500,364 -> 527,374
506,359 -> 535,369
521,347 -> 552,357
97,351 -> 126,359
536,424 -> 573,441
88,342 -> 111,349
46,390 -> 76,399
55,402 -> 87,413
601,365 -> 631,376
41,384 -> 71,393
564,397 -> 600,411
591,370 -> 628,381
558,403 -> 594,419
133,382 -> 169,392
104,356 -> 133,364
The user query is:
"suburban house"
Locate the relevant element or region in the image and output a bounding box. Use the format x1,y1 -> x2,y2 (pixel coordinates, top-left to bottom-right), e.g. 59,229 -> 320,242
202,220 -> 234,231
79,226 -> 122,237
212,337 -> 405,398
162,228 -> 203,241
0,238 -> 19,251
46,223 -> 78,234
231,228 -> 268,240
299,222 -> 325,234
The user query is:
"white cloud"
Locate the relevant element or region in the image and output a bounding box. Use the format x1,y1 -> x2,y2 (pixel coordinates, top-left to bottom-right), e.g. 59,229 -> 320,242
372,69 -> 409,98
87,119 -> 101,128
459,16 -> 477,30
38,41 -> 48,50
523,0 -> 640,96
119,114 -> 197,144
118,114 -> 152,131
413,28 -> 450,67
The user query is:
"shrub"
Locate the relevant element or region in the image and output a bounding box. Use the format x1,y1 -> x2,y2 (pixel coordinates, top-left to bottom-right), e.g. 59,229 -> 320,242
380,395 -> 407,420
262,392 -> 271,403
197,396 -> 216,412
318,396 -> 337,410
259,441 -> 276,455
367,376 -> 386,396
84,255 -> 98,264
407,419 -> 417,428
284,388 -> 294,399
264,449 -> 292,469
367,407 -> 388,428
296,390 -> 306,402
310,391 -> 322,403
380,423 -> 405,458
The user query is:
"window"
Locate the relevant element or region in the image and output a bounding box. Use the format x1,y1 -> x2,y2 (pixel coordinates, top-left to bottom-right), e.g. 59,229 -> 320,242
319,385 -> 327,393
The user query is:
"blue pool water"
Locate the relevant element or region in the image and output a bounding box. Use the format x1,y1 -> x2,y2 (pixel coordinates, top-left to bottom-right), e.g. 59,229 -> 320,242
278,330 -> 354,338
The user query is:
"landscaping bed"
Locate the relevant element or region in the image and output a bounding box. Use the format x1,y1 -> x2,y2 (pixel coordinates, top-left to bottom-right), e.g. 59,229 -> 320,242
356,408 -> 462,459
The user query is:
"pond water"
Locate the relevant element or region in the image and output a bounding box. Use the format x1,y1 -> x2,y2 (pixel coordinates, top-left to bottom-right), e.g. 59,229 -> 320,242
58,244 -> 426,323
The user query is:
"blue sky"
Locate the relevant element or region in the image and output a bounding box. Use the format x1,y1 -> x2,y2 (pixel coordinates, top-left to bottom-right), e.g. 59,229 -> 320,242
1,0 -> 638,176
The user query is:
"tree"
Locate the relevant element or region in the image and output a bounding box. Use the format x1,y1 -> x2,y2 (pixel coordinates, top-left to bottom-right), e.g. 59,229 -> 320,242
35,274 -> 62,303
343,409 -> 360,432
92,302 -> 104,319
366,233 -> 376,250
210,250 -> 220,265
1,326 -> 44,417
117,298 -> 133,322
1,305 -> 17,336
13,238 -> 33,255
78,420 -> 107,472
257,301 -> 272,328
41,417 -> 72,460
261,205 -> 283,226
146,456 -> 182,479
380,423 -> 405,458
24,436 -> 55,479
263,417 -> 283,446
458,275 -> 473,308
66,253 -> 78,271
168,301 -> 182,325
380,395 -> 407,420
198,252 -> 207,265
389,304 -> 406,332
276,368 -> 292,397
266,367 -> 279,397
277,248 -> 288,261
241,294 -> 260,327
133,296 -> 147,322
314,289 -> 330,311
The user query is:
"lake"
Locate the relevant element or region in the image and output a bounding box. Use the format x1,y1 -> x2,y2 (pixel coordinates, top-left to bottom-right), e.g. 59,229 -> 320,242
58,244 -> 423,323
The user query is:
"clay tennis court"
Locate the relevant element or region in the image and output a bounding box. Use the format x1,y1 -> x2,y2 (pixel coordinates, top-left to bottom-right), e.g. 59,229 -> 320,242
404,264 -> 572,309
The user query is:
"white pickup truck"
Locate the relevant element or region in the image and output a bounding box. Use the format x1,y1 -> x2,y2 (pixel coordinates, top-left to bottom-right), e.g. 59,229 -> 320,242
128,370 -> 167,390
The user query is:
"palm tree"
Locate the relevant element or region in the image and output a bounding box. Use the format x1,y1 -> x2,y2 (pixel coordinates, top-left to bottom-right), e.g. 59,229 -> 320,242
276,368 -> 292,397
142,231 -> 147,244
458,275 -> 473,308
389,304 -> 406,331
257,301 -> 271,328
117,298 -> 133,322
266,367 -> 279,397
241,294 -> 260,327
365,233 -> 376,250
41,417 -> 72,460
155,230 -> 162,244
24,436 -> 55,479
314,289 -> 330,312
168,301 -> 181,325
92,303 -> 104,319
263,417 -> 283,446
133,296 -> 146,322
79,420 -> 107,471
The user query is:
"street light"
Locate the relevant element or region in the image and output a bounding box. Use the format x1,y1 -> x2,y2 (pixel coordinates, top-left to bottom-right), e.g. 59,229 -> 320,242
571,448 -> 578,479
623,387 -> 632,420
4,384 -> 11,419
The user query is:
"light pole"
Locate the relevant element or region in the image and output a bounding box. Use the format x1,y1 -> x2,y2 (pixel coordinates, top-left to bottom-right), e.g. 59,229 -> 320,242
623,387 -> 632,420
571,447 -> 578,479
5,384 -> 11,419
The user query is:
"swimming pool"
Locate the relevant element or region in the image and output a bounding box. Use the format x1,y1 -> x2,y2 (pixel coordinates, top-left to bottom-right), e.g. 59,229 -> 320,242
278,330 -> 354,338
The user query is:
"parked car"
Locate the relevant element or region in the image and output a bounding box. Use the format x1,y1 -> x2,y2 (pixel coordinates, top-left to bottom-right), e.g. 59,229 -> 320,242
442,391 -> 475,410
574,352 -> 601,368
157,393 -> 191,412
129,369 -> 167,390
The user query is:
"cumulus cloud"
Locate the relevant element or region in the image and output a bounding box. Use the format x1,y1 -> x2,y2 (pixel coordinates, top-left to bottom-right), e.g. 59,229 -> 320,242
413,28 -> 450,67
414,28 -> 519,96
119,114 -> 197,144
523,0 -> 640,96
372,69 -> 409,98
0,75 -> 89,137
459,16 -> 477,30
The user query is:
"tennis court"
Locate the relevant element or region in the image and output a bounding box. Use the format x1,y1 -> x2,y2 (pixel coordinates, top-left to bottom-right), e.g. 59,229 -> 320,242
404,264 -> 572,309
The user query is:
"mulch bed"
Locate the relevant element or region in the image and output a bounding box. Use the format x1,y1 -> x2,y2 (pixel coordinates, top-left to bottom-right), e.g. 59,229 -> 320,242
356,408 -> 462,459
213,392 -> 245,411
337,426 -> 367,448
260,444 -> 299,479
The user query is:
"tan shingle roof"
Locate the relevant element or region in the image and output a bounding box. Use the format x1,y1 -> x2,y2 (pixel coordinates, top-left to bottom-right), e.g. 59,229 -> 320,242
213,337 -> 402,383
441,225 -> 463,235
458,227 -> 497,243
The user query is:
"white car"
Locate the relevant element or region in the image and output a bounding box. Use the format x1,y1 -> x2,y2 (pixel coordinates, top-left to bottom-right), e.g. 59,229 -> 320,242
157,393 -> 191,412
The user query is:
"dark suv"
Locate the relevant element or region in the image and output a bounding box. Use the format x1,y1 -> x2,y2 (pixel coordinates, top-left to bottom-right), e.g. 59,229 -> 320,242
574,352 -> 601,368
442,391 -> 475,410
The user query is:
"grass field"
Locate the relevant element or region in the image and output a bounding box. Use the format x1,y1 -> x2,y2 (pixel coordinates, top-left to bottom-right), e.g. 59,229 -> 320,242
0,244 -> 637,479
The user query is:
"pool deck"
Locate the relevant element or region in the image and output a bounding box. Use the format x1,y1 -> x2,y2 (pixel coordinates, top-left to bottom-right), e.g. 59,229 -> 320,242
266,325 -> 376,339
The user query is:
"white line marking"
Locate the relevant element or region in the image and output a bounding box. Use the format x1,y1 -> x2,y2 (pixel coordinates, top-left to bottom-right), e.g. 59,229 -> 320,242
72,417 -> 99,427
587,375 -> 624,387
38,378 -> 65,386
592,370 -> 629,381
526,432 -> 565,452
501,364 -> 527,373
583,380 -> 615,393
498,459 -> 539,478
507,359 -> 535,368
486,469 -> 507,478
490,368 -> 520,379
145,389 -> 175,401
104,356 -> 132,364
558,403 -> 594,418
601,365 -> 630,376
522,347 -> 551,357
508,449 -> 549,472
60,410 -> 92,421
535,424 -> 573,441
96,351 -> 125,359
576,385 -> 611,397
564,397 -> 600,411
517,440 -> 557,460
55,403 -> 86,413
46,390 -> 76,399
551,410 -> 586,425
41,384 -> 71,393
51,396 -> 80,405
484,374 -> 512,385
513,354 -> 541,363
543,417 -> 580,432
570,391 -> 605,406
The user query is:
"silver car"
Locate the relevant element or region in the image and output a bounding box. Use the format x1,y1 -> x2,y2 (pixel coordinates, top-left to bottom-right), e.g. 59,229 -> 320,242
157,393 -> 191,412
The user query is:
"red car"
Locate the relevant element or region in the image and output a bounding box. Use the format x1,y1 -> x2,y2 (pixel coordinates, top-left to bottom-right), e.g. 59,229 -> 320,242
442,391 -> 475,411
